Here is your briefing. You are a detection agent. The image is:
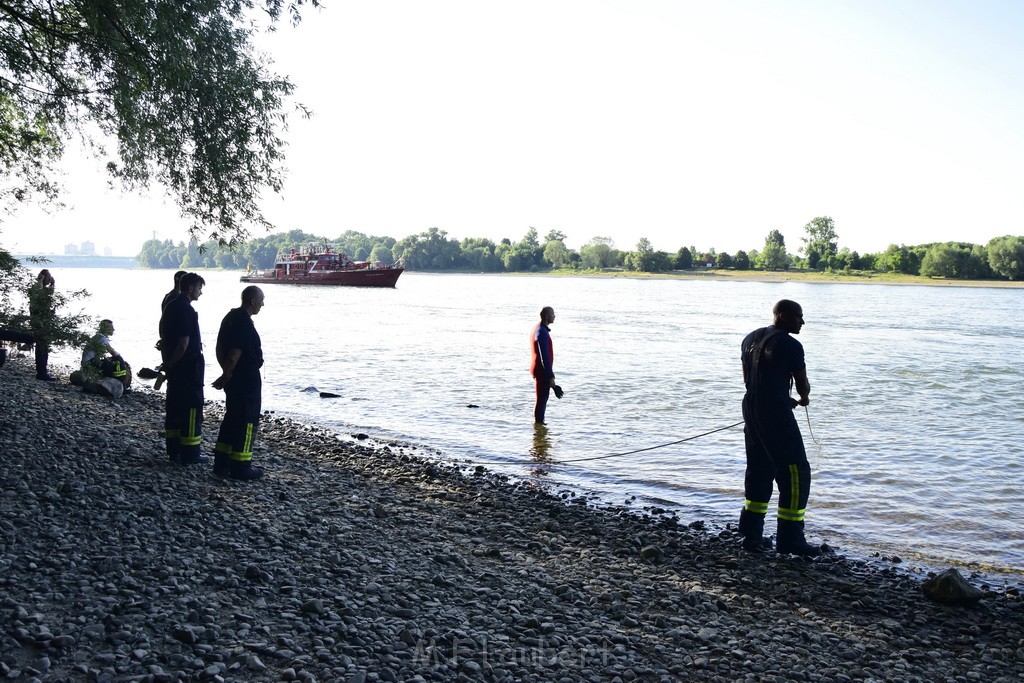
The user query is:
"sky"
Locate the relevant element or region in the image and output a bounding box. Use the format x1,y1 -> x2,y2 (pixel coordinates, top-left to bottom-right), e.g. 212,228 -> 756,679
4,0 -> 1024,257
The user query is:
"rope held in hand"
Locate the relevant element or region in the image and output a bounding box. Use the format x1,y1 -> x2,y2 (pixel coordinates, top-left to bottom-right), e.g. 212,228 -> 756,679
804,405 -> 823,447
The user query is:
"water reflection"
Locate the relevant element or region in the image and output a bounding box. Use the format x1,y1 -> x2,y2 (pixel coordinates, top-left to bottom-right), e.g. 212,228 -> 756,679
529,424 -> 553,475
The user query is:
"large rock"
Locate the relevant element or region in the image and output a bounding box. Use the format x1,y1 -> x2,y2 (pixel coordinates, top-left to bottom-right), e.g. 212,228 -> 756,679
93,378 -> 124,399
922,568 -> 984,604
71,372 -> 124,398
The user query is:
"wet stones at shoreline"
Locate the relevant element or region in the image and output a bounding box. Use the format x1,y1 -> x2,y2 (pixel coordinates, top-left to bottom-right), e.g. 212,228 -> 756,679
1,359 -> 1022,682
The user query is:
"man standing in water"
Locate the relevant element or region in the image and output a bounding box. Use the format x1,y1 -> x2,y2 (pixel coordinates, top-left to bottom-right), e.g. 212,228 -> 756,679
530,306 -> 557,425
738,299 -> 825,556
159,272 -> 207,465
211,286 -> 266,480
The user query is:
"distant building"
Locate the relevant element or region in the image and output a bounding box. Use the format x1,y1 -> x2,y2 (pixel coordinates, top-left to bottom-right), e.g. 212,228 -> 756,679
64,243 -> 80,255
80,241 -> 95,256
103,247 -> 112,256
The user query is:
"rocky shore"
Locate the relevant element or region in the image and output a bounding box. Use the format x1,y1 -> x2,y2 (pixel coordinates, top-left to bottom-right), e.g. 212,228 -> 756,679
1,359 -> 1021,682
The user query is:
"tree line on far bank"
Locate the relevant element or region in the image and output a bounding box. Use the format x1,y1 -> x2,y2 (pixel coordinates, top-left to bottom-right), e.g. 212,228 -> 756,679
136,218 -> 1024,281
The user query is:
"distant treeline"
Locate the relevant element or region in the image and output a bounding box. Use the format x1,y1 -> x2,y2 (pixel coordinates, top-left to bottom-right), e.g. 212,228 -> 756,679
13,255 -> 138,269
136,220 -> 1024,280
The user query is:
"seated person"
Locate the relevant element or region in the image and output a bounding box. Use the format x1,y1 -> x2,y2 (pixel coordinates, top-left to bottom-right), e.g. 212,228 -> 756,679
81,319 -> 131,388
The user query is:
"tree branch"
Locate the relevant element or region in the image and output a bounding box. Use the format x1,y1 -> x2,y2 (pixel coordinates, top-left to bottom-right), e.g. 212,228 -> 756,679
91,1 -> 156,86
0,73 -> 94,98
0,1 -> 85,44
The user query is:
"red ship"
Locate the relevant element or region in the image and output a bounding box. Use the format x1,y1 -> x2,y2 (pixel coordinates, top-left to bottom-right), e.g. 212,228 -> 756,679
240,244 -> 404,288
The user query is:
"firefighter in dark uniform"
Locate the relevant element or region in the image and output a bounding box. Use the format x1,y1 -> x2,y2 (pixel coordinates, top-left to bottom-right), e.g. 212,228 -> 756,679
156,270 -> 187,460
739,299 -> 825,557
212,286 -> 266,480
158,272 -> 207,465
161,270 -> 187,311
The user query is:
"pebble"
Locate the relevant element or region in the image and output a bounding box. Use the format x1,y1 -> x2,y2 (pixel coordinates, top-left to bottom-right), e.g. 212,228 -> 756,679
0,359 -> 1021,682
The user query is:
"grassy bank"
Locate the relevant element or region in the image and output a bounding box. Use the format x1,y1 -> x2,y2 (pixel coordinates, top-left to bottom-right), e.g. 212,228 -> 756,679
532,268 -> 1024,288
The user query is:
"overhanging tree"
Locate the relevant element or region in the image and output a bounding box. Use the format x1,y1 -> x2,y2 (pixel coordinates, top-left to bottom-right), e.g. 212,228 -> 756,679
1,0 -> 319,243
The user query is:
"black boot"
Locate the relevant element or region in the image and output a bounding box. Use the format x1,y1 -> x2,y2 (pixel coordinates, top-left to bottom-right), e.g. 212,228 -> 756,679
738,509 -> 772,551
776,519 -> 822,557
213,452 -> 230,477
178,445 -> 209,466
165,439 -> 180,464
228,460 -> 264,481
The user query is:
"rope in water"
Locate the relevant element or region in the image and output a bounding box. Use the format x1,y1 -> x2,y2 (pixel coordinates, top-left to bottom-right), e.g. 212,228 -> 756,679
457,420 -> 745,467
455,406 -> 823,468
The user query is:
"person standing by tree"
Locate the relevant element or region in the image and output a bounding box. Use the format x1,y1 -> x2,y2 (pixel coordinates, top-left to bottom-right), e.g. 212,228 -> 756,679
159,273 -> 207,466
29,269 -> 56,381
530,306 -> 557,425
211,286 -> 266,480
738,299 -> 825,556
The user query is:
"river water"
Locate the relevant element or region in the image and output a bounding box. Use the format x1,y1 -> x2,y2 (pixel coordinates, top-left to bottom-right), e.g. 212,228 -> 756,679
39,268 -> 1024,580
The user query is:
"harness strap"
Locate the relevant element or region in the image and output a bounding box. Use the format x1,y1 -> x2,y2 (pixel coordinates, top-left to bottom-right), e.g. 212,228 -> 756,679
748,327 -> 786,392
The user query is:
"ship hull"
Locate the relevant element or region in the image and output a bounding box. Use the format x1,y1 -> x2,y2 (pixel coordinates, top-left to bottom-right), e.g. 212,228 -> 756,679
240,268 -> 404,288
